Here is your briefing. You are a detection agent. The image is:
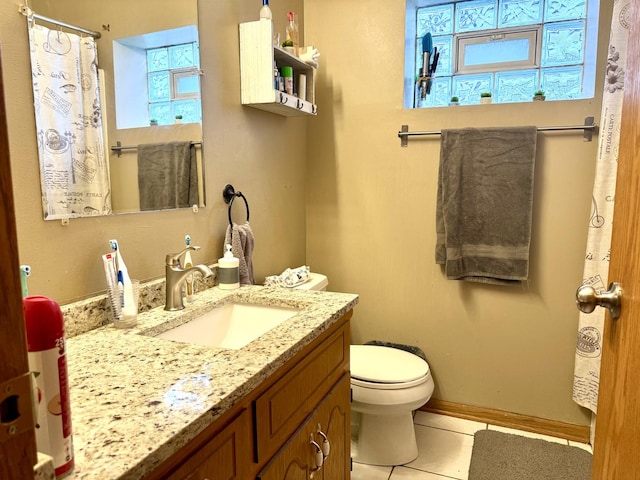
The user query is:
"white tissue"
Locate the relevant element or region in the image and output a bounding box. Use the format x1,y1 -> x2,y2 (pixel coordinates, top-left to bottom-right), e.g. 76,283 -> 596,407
299,46 -> 320,68
265,265 -> 311,288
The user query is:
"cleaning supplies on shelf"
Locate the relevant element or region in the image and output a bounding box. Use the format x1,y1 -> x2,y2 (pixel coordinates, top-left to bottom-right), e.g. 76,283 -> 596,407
286,11 -> 299,56
218,244 -> 240,290
259,0 -> 272,20
23,294 -> 74,478
184,235 -> 195,303
281,66 -> 294,95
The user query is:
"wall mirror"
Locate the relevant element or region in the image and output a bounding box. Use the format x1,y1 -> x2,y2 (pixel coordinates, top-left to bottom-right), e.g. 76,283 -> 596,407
28,0 -> 205,218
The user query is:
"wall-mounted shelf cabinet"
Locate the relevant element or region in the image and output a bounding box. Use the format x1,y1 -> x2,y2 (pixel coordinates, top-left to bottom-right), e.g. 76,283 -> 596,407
239,20 -> 317,117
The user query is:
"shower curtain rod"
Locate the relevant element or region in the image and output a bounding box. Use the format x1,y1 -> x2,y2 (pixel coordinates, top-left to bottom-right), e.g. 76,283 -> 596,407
19,5 -> 101,39
398,116 -> 598,147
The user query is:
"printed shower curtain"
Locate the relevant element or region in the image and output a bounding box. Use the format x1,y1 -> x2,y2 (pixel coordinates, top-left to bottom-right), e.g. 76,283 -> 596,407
572,0 -> 631,414
28,23 -> 111,220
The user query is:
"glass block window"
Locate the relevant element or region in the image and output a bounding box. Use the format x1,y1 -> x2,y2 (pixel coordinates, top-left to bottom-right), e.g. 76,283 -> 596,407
147,42 -> 201,124
405,0 -> 597,108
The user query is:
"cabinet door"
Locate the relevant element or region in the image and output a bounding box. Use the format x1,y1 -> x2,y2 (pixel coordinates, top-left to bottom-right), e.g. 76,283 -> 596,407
254,323 -> 349,463
168,409 -> 252,480
257,374 -> 350,480
317,377 -> 350,480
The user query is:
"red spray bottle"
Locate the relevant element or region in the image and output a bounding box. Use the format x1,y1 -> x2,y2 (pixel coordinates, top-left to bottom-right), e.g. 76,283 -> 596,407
23,293 -> 74,478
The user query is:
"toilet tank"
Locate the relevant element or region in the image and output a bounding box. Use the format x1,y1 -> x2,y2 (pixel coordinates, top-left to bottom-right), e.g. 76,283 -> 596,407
294,272 -> 328,291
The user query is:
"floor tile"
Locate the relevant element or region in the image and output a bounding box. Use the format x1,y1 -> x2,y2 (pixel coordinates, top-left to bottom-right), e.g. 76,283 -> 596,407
487,424 -> 569,444
403,424 -> 474,480
391,466 -> 460,479
414,411 -> 486,435
351,462 -> 392,480
569,440 -> 593,453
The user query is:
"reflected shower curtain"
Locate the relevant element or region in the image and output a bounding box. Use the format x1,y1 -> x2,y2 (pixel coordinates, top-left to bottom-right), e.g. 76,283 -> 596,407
572,0 -> 631,414
28,23 -> 111,219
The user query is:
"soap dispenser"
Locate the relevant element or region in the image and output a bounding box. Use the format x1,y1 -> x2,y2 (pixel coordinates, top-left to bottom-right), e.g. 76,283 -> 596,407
218,244 -> 240,290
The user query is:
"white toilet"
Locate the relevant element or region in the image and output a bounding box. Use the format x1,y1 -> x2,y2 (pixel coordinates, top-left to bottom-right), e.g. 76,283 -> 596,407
292,273 -> 434,466
350,345 -> 434,466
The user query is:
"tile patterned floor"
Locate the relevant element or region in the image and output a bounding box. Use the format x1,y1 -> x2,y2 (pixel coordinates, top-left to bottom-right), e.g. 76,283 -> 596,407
351,411 -> 593,480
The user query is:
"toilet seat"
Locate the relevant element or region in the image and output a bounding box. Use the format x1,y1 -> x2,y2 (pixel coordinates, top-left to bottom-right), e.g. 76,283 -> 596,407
350,345 -> 430,390
351,375 -> 430,390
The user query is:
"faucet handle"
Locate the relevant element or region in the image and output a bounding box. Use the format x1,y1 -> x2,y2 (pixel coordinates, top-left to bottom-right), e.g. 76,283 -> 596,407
166,246 -> 201,266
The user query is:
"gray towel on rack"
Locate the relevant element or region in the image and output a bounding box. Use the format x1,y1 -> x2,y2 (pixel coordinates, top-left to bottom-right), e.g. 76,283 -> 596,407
436,127 -> 537,285
224,222 -> 255,285
137,141 -> 198,211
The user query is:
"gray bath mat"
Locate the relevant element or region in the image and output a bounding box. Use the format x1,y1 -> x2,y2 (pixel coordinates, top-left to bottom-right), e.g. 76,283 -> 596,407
468,430 -> 592,480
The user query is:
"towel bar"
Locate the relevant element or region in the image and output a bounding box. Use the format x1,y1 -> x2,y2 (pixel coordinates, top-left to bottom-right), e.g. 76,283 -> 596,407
223,184 -> 250,226
398,116 -> 598,147
110,141 -> 203,157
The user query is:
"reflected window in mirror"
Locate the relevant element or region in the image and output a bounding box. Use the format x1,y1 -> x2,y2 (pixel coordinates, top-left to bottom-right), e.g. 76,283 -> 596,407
148,42 -> 202,125
109,24 -> 205,214
113,26 -> 202,129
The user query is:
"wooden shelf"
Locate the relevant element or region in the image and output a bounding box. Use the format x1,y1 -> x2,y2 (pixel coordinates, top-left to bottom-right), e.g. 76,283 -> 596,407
239,19 -> 317,117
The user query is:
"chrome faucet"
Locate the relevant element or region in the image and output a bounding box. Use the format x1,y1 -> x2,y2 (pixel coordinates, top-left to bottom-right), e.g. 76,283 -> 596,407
164,246 -> 214,311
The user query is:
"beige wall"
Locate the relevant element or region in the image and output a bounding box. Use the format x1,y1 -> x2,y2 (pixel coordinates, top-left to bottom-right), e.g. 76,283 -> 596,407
0,0 -> 306,304
304,0 -> 612,425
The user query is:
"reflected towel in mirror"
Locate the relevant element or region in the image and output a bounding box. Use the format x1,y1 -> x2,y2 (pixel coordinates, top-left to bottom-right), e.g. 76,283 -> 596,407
137,141 -> 198,211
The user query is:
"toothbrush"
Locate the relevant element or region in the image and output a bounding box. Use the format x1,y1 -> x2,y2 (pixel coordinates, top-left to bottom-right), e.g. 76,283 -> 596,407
20,265 -> 31,298
109,239 -> 136,316
184,235 -> 194,302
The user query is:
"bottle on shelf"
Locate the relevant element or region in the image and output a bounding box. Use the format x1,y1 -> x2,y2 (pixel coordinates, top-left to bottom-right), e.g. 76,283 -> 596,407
285,11 -> 299,56
260,0 -> 272,20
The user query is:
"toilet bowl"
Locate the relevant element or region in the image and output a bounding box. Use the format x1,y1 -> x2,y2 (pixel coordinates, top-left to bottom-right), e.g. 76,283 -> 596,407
350,345 -> 434,466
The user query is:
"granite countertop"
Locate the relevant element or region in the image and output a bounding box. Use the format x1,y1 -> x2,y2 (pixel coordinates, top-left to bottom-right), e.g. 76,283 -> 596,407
65,286 -> 358,480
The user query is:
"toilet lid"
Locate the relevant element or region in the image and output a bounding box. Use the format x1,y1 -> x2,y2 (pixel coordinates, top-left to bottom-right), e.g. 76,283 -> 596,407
350,345 -> 429,384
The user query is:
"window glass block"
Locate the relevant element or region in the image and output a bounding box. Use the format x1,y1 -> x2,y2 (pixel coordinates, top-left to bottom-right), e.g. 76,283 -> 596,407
194,43 -> 200,68
463,37 -> 530,66
176,74 -> 200,95
495,69 -> 538,102
453,73 -> 493,104
545,0 -> 586,22
499,0 -> 543,27
433,36 -> 454,76
541,65 -> 583,99
147,47 -> 169,72
542,20 -> 585,67
419,77 -> 452,108
172,99 -> 202,123
148,71 -> 171,102
417,4 -> 454,36
149,102 -> 172,125
169,43 -> 196,69
456,0 -> 497,33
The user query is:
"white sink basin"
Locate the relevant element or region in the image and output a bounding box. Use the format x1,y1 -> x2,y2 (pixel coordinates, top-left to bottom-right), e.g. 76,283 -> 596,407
155,303 -> 300,350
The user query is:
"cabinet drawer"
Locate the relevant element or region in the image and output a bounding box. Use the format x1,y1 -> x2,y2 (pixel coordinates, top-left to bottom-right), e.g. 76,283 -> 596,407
167,409 -> 252,480
254,322 -> 349,462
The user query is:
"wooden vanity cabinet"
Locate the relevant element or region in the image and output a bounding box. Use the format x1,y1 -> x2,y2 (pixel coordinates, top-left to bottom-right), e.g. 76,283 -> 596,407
166,409 -> 252,480
257,374 -> 350,480
150,311 -> 352,480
